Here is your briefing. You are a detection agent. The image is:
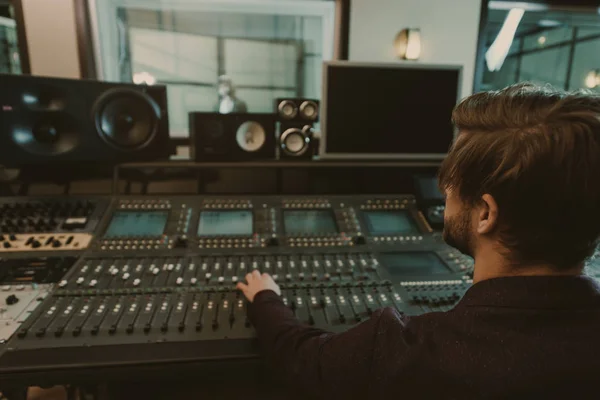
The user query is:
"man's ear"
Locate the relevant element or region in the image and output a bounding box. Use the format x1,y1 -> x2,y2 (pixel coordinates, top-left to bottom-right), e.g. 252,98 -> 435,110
477,194 -> 499,234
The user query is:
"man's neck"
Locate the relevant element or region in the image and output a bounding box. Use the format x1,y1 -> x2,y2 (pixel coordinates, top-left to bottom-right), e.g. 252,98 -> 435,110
471,251 -> 583,284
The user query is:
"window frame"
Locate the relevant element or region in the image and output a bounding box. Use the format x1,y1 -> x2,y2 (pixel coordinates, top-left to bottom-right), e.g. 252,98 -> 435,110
473,0 -> 600,92
87,0 -> 338,83
1,0 -> 30,74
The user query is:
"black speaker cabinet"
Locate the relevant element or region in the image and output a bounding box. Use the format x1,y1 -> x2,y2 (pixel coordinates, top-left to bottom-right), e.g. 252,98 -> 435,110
0,74 -> 171,167
189,113 -> 276,162
275,98 -> 319,123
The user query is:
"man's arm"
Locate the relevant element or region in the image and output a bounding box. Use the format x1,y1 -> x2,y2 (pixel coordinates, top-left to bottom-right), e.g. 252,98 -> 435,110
238,271 -> 399,399
249,289 -> 387,399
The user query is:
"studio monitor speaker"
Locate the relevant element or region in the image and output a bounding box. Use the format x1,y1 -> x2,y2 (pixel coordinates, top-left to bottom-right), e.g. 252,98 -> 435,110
275,98 -> 319,159
189,113 -> 276,161
275,98 -> 319,123
0,74 -> 171,167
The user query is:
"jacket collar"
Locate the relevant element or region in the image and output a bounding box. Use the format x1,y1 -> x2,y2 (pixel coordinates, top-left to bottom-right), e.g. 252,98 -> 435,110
454,275 -> 600,309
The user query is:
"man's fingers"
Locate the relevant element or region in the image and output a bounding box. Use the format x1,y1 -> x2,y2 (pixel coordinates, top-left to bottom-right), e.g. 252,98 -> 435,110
236,282 -> 248,292
245,273 -> 253,283
252,269 -> 261,278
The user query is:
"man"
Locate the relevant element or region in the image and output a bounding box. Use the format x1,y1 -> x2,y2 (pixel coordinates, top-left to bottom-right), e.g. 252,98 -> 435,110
215,75 -> 248,114
237,83 -> 600,399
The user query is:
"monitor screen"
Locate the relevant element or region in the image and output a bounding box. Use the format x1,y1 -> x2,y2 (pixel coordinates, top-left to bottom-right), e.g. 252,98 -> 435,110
324,63 -> 459,156
198,211 -> 254,236
364,210 -> 420,235
380,252 -> 451,276
283,210 -> 338,234
105,211 -> 168,238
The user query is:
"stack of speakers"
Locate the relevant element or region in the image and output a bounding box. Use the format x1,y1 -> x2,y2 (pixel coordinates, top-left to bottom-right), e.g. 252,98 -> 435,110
189,98 -> 319,162
275,98 -> 319,160
0,74 -> 171,167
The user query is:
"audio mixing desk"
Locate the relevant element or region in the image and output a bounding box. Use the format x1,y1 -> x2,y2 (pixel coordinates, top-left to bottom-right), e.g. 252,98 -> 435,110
0,194 -> 476,387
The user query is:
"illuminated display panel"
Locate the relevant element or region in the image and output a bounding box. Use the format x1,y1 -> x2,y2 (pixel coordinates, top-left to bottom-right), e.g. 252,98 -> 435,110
283,210 -> 338,234
197,210 -> 254,236
380,252 -> 451,276
363,210 -> 420,235
105,211 -> 168,238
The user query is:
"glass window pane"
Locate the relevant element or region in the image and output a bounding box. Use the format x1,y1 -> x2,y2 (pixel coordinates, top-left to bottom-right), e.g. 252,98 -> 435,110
235,88 -> 296,113
224,39 -> 298,88
523,27 -> 573,51
0,5 -> 22,74
569,39 -> 600,93
519,46 -> 570,88
577,27 -> 600,39
91,1 -> 335,137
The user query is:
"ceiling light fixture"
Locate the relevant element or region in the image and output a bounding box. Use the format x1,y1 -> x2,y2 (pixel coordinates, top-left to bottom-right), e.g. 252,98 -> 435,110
485,8 -> 525,71
585,70 -> 600,89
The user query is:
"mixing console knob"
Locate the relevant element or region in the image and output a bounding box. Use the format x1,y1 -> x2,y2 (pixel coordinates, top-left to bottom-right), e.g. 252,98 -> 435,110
272,274 -> 279,281
174,236 -> 188,248
218,277 -> 224,284
58,280 -> 67,288
31,240 -> 42,249
205,273 -> 212,281
6,294 -> 18,305
176,277 -> 183,286
133,279 -> 141,287
232,276 -> 238,283
89,280 -> 97,288
190,277 -> 197,285
76,277 -> 84,285
353,236 -> 366,245
122,273 -> 130,280
153,268 -> 160,275
52,240 -> 62,248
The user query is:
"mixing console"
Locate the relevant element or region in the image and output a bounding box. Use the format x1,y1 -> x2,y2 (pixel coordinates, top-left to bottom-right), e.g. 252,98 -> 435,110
0,194 -> 477,378
0,198 -> 108,252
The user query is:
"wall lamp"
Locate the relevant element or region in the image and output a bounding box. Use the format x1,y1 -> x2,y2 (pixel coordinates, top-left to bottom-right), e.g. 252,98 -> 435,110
395,28 -> 421,60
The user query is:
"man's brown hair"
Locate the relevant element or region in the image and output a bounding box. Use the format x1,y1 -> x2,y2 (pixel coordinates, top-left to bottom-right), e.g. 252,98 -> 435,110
438,83 -> 600,269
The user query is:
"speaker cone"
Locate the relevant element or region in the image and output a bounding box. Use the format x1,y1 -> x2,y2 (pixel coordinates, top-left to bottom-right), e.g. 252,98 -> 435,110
278,100 -> 298,120
236,121 -> 266,152
10,114 -> 80,156
299,100 -> 318,121
280,127 -> 309,156
93,89 -> 161,151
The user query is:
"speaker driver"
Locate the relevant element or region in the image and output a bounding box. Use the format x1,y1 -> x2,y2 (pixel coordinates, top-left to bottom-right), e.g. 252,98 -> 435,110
277,100 -> 298,120
10,114 -> 80,156
93,89 -> 161,150
280,127 -> 309,156
236,121 -> 266,152
299,100 -> 318,121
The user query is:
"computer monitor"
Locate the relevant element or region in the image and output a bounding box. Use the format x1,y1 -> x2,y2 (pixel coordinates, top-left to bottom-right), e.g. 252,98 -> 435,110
320,62 -> 462,160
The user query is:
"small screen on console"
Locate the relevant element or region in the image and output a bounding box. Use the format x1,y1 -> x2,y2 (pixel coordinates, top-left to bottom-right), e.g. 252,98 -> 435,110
380,252 -> 450,276
283,210 -> 338,234
364,210 -> 420,235
105,211 -> 168,238
198,210 -> 253,236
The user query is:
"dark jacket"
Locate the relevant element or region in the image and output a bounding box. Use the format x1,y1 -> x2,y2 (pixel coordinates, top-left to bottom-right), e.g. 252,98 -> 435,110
248,275 -> 600,399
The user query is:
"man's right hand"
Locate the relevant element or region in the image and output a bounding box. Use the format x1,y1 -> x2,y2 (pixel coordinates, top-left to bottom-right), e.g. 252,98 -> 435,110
236,270 -> 281,302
